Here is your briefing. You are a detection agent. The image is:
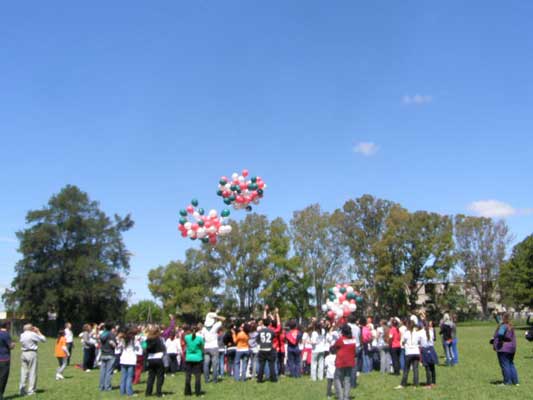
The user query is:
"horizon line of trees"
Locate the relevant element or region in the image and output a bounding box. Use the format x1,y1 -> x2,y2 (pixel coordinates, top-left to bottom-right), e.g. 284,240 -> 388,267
3,185 -> 532,330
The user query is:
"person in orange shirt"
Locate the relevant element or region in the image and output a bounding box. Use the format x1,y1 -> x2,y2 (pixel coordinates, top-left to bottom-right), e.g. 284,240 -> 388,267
232,324 -> 250,382
54,330 -> 69,380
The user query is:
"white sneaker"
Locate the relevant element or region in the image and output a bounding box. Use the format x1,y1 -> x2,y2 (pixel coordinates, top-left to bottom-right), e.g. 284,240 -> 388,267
394,385 -> 405,390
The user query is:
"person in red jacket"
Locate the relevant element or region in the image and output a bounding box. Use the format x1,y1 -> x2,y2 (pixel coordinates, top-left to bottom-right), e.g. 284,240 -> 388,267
332,324 -> 356,400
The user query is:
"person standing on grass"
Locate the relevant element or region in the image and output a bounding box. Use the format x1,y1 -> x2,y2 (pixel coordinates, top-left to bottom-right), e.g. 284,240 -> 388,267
395,320 -> 422,389
145,326 -> 166,397
286,320 -> 303,378
54,330 -> 69,381
491,312 -> 519,386
118,328 -> 138,397
184,325 -> 205,396
420,321 -> 438,389
232,323 -> 250,382
99,322 -> 117,391
0,321 -> 15,400
389,318 -> 401,375
165,331 -> 181,375
81,324 -> 96,372
256,319 -> 277,383
332,324 -> 356,400
310,321 -> 327,381
324,347 -> 336,400
133,326 -> 146,385
19,324 -> 46,396
451,314 -> 459,365
64,322 -> 74,366
201,313 -> 224,383
440,313 -> 455,366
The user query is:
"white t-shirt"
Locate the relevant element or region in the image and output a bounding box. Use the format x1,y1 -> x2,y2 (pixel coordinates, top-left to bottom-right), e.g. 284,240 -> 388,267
325,354 -> 336,379
202,321 -> 222,350
311,330 -> 328,353
120,342 -> 138,366
399,325 -> 407,349
65,328 -> 73,344
165,338 -> 181,354
403,329 -> 422,356
204,312 -> 218,328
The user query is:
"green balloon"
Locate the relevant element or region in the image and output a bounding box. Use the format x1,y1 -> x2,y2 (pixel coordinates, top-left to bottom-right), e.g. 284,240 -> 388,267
329,294 -> 336,302
191,199 -> 199,207
179,217 -> 187,225
198,208 -> 205,215
236,187 -> 241,194
219,179 -> 227,185
217,190 -> 223,196
328,288 -> 335,295
201,237 -> 209,243
229,195 -> 236,202
179,209 -> 187,217
251,176 -> 257,183
230,185 -> 238,191
198,220 -> 205,227
221,209 -> 230,217
356,296 -> 363,303
257,189 -> 264,196
224,198 -> 231,205
339,287 -> 347,294
347,292 -> 356,300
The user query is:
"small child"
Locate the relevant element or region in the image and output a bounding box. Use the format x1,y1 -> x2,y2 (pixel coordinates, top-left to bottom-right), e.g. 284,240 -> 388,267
55,330 -> 70,380
324,348 -> 336,399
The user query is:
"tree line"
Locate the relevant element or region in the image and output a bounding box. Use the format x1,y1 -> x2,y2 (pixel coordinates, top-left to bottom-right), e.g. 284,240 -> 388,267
3,186 -> 532,330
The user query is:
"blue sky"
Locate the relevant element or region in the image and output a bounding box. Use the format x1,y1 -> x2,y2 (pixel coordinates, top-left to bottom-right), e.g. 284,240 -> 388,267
1,1 -> 532,303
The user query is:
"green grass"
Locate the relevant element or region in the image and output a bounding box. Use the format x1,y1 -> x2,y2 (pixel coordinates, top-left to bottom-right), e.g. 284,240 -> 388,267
4,324 -> 532,399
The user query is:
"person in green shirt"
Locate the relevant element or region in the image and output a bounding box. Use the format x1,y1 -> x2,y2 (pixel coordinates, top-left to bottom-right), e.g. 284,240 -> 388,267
184,325 -> 205,396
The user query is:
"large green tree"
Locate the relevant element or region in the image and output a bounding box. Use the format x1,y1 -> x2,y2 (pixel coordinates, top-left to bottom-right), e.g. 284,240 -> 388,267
499,234 -> 533,309
125,300 -> 163,323
6,185 -> 133,328
333,195 -> 396,308
454,215 -> 511,317
291,204 -> 346,315
148,248 -> 219,322
204,214 -> 271,317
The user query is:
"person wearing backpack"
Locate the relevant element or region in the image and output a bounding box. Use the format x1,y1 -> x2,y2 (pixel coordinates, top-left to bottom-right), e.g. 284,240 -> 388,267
491,313 -> 519,386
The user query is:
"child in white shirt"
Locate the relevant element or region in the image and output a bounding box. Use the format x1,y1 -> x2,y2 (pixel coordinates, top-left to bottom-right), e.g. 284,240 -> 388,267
324,349 -> 337,399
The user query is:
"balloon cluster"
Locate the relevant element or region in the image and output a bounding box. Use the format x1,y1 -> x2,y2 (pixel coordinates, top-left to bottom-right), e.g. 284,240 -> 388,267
217,169 -> 266,212
321,284 -> 364,321
178,198 -> 232,245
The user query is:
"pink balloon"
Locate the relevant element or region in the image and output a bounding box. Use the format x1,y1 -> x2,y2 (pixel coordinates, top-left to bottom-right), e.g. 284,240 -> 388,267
186,205 -> 194,214
181,231 -> 187,237
209,236 -> 217,245
339,294 -> 346,302
192,223 -> 199,231
242,169 -> 249,177
240,183 -> 247,191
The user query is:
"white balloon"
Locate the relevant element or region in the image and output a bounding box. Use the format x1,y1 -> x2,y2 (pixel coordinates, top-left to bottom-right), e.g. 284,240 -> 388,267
207,226 -> 217,234
321,304 -> 328,312
238,175 -> 245,183
187,229 -> 195,238
209,209 -> 218,218
347,286 -> 354,293
225,225 -> 232,233
349,304 -> 357,312
197,228 -> 206,238
184,222 -> 192,230
335,308 -> 343,318
231,173 -> 238,180
342,300 -> 349,306
193,211 -> 201,221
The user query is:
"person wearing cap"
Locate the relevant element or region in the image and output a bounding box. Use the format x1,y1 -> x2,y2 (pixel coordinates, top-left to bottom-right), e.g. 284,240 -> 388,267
19,324 -> 46,396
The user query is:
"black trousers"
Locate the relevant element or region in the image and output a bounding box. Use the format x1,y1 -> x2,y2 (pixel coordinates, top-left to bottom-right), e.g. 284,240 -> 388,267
257,350 -> 277,382
145,359 -> 165,396
184,361 -> 202,396
401,355 -> 419,387
277,352 -> 285,375
425,363 -> 436,385
0,361 -> 10,400
390,348 -> 401,375
168,354 -> 178,373
67,343 -> 73,365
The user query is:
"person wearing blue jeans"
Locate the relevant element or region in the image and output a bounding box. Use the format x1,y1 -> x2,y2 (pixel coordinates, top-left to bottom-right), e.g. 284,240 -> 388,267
286,321 -> 303,378
120,365 -> 135,396
492,313 -> 519,385
287,349 -> 301,378
234,351 -> 249,381
497,353 -> 518,385
98,323 -> 117,392
99,355 -> 115,391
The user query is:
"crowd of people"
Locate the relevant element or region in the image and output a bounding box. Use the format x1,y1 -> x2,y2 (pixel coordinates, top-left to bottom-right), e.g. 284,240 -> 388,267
0,309 -> 529,399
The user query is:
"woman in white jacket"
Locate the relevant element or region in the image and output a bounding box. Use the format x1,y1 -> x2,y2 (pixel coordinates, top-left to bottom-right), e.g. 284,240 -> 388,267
395,320 -> 422,389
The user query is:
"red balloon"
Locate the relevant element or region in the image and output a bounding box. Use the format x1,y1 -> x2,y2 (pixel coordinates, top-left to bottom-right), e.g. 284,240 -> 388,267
186,205 -> 194,214
236,195 -> 244,203
327,310 -> 335,320
339,294 -> 346,302
242,169 -> 249,177
350,299 -> 356,304
221,176 -> 228,182
209,236 -> 217,245
258,182 -> 265,189
223,190 -> 231,198
240,183 -> 247,191
205,221 -> 212,228
181,231 -> 187,237
192,223 -> 199,231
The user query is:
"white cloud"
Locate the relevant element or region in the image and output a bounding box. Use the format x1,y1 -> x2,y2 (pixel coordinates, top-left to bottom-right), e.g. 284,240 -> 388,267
402,94 -> 432,105
467,200 -> 533,218
0,236 -> 16,244
353,142 -> 378,156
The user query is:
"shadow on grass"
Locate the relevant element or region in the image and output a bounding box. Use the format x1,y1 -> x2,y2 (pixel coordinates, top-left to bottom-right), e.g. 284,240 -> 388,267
490,380 -> 504,385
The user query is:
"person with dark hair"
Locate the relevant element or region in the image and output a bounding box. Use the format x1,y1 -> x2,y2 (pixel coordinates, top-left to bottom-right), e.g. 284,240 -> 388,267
324,346 -> 336,399
64,322 -> 74,366
232,324 -> 250,381
165,331 -> 181,375
420,321 -> 438,388
491,313 -> 519,385
118,328 -> 139,396
81,324 -> 96,372
332,324 -> 356,400
310,321 -> 327,381
376,319 -> 391,374
256,319 -> 277,383
54,330 -> 69,380
286,320 -> 302,378
0,321 -> 15,400
184,325 -> 205,396
98,322 -> 116,391
145,326 -> 166,397
395,320 -> 422,389
389,318 -> 401,375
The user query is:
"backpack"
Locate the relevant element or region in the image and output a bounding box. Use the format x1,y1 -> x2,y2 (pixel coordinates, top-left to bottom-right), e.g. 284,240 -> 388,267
526,330 -> 533,342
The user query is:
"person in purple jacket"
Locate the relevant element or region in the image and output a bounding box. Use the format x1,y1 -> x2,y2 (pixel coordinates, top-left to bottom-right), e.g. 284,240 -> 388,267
491,313 -> 519,386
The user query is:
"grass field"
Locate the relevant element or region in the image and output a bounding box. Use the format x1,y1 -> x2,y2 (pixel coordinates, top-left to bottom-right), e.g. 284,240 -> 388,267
3,323 -> 532,400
